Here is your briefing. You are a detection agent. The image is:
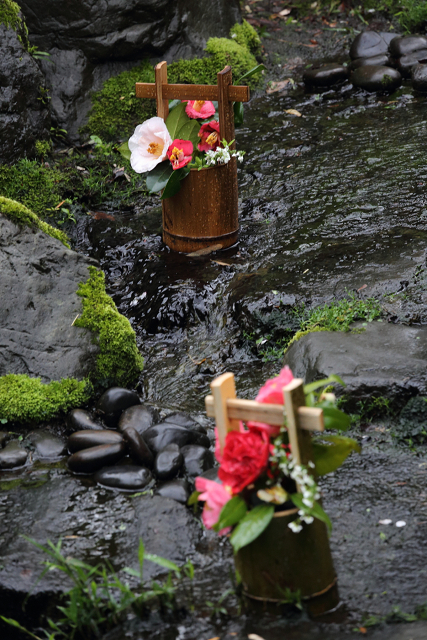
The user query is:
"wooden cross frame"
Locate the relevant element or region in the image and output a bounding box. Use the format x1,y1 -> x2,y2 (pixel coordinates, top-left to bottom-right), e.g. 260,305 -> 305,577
205,373 -> 324,467
135,61 -> 251,147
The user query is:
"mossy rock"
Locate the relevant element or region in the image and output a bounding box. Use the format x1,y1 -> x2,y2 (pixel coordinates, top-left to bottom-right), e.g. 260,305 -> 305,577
0,0 -> 29,48
392,396 -> 427,444
0,196 -> 70,247
84,21 -> 261,140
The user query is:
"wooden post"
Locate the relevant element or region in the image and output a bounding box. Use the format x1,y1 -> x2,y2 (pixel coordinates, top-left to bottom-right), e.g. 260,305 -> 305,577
217,66 -> 235,149
210,372 -> 241,452
284,379 -> 315,468
155,61 -> 169,121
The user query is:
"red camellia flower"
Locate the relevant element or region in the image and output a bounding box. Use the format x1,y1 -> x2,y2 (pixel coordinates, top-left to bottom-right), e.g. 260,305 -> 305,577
198,120 -> 221,152
218,428 -> 270,494
184,100 -> 216,119
167,139 -> 193,170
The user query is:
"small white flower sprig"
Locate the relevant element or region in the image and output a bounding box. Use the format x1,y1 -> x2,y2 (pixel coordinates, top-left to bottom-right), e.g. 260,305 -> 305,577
191,139 -> 245,170
270,443 -> 321,534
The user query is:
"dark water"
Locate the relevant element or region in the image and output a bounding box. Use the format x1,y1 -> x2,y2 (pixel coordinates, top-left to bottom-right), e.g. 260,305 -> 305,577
77,82 -> 427,416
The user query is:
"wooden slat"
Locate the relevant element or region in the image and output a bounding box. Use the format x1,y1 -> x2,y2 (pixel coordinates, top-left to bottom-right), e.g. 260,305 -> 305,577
155,61 -> 169,121
210,373 -> 241,452
205,396 -> 324,432
218,66 -> 234,147
284,379 -> 314,468
135,82 -> 250,103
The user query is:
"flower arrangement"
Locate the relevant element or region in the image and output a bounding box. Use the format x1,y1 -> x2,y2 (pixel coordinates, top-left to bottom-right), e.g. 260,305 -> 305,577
127,99 -> 245,200
191,368 -> 360,553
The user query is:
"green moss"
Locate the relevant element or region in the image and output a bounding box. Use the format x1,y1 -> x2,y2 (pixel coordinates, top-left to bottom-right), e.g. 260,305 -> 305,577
0,0 -> 29,49
229,20 -> 261,56
82,60 -> 156,141
0,196 -> 70,248
35,140 -> 52,157
84,24 -> 260,140
0,375 -> 92,423
75,266 -> 144,387
286,327 -> 330,348
0,159 -> 65,218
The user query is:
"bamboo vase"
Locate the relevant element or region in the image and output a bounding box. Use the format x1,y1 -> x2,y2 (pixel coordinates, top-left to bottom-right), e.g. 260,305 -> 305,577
234,508 -> 339,617
162,159 -> 239,253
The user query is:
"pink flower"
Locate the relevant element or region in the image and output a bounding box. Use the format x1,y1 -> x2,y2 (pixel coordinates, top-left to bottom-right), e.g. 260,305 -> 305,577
198,121 -> 221,152
195,477 -> 232,534
167,139 -> 193,170
255,366 -> 294,404
247,421 -> 281,438
184,100 -> 216,119
218,429 -> 270,495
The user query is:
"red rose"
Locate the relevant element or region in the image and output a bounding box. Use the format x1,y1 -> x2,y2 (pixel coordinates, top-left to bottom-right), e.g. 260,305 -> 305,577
218,429 -> 270,494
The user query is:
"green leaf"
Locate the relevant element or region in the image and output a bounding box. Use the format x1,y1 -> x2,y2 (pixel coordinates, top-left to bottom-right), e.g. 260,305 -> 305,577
175,119 -> 201,149
165,102 -> 190,140
312,434 -> 361,476
146,160 -> 173,194
168,99 -> 181,111
145,553 -> 181,576
230,504 -> 274,553
188,490 -> 201,506
160,166 -> 189,200
237,64 -> 265,82
319,405 -> 351,431
290,495 -> 332,533
304,374 -> 346,394
213,496 -> 247,532
233,101 -> 244,127
117,141 -> 131,161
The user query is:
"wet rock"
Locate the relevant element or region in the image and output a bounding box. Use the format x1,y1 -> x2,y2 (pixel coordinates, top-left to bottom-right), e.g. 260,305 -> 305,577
0,21 -> 50,163
349,53 -> 391,70
144,424 -> 210,453
97,388 -> 141,428
67,430 -> 124,453
283,322 -> 427,408
122,426 -> 154,468
0,432 -> 8,447
118,404 -> 159,436
154,445 -> 183,480
0,215 -> 100,383
164,411 -> 207,434
27,431 -> 66,459
94,465 -> 153,491
392,396 -> 427,444
155,479 -> 192,504
397,50 -> 427,77
412,62 -> 427,92
389,35 -> 427,58
350,31 -> 396,60
68,442 -> 126,473
351,65 -> 401,92
67,409 -> 104,432
0,441 -> 28,469
180,445 -> 215,477
303,63 -> 348,87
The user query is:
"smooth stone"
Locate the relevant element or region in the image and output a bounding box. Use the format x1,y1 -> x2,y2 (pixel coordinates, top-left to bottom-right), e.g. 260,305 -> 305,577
303,63 -> 348,87
94,465 -> 153,491
122,426 -> 153,468
154,446 -> 183,480
0,431 -> 8,447
155,479 -> 191,504
27,431 -> 66,459
67,409 -> 104,432
389,35 -> 427,58
350,31 -> 396,60
283,322 -> 427,408
412,62 -> 427,92
163,411 -> 207,434
97,388 -> 141,427
118,404 -> 159,436
349,53 -> 391,70
68,430 -> 124,453
0,441 -> 28,469
180,445 -> 215,477
397,49 -> 427,77
352,65 -> 401,92
392,396 -> 427,444
144,424 -> 210,453
68,442 -> 126,474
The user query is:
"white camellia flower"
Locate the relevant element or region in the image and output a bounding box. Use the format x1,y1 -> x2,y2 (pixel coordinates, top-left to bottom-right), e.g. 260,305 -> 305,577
128,117 -> 172,173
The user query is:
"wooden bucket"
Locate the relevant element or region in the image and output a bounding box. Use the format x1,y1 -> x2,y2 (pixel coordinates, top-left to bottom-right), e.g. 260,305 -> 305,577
162,159 -> 239,253
234,507 -> 339,618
